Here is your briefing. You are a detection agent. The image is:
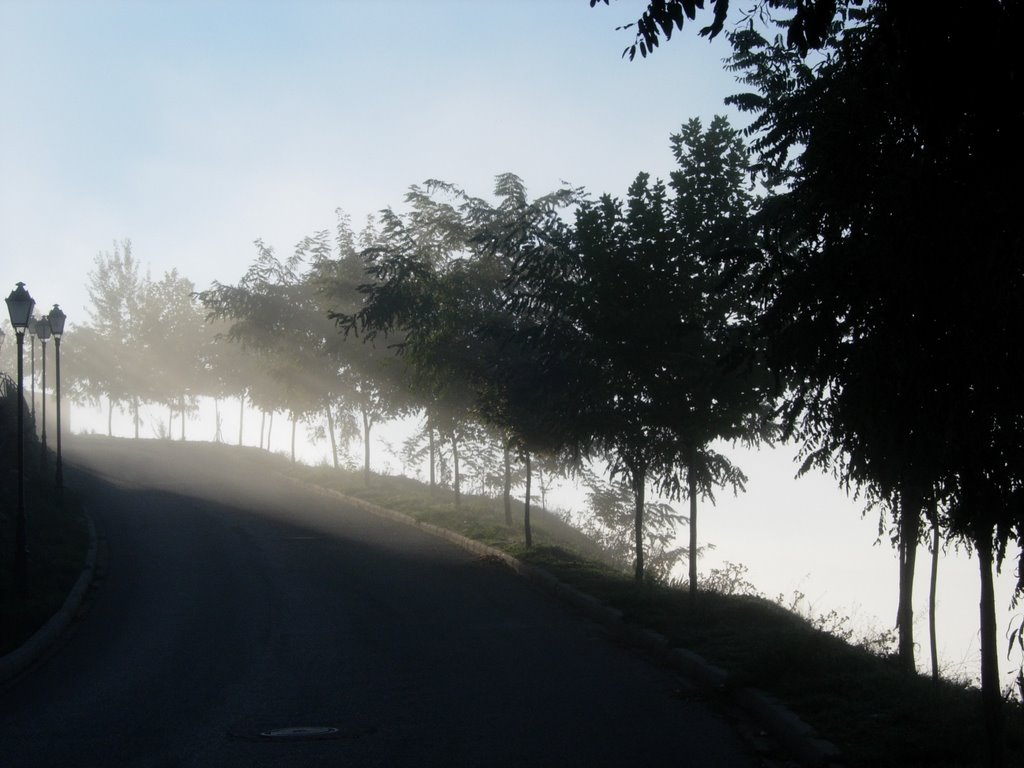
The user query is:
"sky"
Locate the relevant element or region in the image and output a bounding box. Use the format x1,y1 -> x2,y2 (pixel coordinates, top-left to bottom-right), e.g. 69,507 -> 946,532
1,0 -> 739,324
2,0 -> 1019,687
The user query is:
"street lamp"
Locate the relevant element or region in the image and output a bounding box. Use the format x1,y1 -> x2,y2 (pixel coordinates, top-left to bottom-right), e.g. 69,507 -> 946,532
47,305 -> 66,489
36,317 -> 50,469
6,282 -> 35,597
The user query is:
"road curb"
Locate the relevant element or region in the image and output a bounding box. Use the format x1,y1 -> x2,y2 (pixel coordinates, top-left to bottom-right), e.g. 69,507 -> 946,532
292,476 -> 843,767
0,511 -> 98,684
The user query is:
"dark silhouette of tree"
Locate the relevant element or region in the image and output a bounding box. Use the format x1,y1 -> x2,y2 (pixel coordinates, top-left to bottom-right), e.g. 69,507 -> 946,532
315,213 -> 415,483
335,189 -> 489,508
201,240 -> 337,462
511,118 -> 768,584
721,3 -> 1023,760
463,174 -> 583,542
590,0 -> 840,59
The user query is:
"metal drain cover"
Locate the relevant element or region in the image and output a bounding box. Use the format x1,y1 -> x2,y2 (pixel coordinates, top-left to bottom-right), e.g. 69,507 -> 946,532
260,726 -> 340,739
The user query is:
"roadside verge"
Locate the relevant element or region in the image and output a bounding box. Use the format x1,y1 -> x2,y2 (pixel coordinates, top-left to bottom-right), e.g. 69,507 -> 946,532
0,513 -> 98,684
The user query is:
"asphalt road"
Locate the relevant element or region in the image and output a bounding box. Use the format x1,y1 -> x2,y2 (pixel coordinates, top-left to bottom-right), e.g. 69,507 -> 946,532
0,436 -> 760,767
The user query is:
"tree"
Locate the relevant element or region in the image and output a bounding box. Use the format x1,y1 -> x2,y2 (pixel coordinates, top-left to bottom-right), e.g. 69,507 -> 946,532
720,3 -> 1024,760
511,119 -> 768,584
335,192 -> 486,505
138,269 -> 207,440
659,116 -> 771,604
334,176 -> 580,525
315,213 -> 414,483
201,240 -> 337,462
78,239 -> 151,437
590,0 -> 841,59
201,315 -> 263,446
462,173 -> 583,541
583,471 -> 688,581
202,214 -> 412,478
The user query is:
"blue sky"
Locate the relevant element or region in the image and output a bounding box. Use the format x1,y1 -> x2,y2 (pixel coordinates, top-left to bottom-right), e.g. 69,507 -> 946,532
1,0 -> 739,323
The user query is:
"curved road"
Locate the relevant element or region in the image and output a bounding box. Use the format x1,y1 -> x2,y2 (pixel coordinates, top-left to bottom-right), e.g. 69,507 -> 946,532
1,436 -> 759,767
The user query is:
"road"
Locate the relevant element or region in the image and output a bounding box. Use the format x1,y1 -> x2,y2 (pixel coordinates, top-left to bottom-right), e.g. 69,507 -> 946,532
0,436 -> 760,767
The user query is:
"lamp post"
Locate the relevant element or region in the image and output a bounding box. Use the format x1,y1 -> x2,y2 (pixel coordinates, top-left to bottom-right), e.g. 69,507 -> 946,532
48,305 -> 66,489
28,317 -> 37,426
36,317 -> 50,469
6,282 -> 35,597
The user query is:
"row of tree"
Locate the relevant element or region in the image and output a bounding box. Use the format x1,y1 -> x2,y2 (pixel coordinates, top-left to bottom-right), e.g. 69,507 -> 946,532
589,0 -> 1022,761
59,0 -> 1021,759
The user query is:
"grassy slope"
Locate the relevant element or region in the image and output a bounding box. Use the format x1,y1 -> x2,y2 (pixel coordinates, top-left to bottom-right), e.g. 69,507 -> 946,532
0,431 -> 89,658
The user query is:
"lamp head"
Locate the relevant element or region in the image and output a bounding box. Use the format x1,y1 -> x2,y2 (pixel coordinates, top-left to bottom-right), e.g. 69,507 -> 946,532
5,282 -> 35,333
47,305 -> 67,338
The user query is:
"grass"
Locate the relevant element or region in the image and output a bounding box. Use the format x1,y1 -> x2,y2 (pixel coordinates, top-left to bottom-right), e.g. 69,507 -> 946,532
0,453 -> 90,659
287,460 -> 1023,768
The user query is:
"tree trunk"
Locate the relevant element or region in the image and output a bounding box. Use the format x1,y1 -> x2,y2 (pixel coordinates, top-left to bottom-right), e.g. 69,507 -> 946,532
267,411 -> 274,446
452,430 -> 461,512
238,393 -> 245,446
632,464 -> 646,582
214,398 -> 222,443
977,532 -> 1005,767
168,406 -> 173,438
688,447 -> 699,610
326,405 -> 338,470
928,498 -> 940,682
503,435 -> 512,526
428,424 -> 436,493
362,406 -> 372,487
133,396 -> 140,439
290,412 -> 297,463
260,409 -> 266,449
524,451 -> 532,548
107,397 -> 114,437
180,397 -> 186,441
896,486 -> 921,674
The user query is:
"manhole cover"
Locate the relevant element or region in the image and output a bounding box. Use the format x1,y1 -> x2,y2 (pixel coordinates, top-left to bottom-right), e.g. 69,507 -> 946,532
260,726 -> 340,739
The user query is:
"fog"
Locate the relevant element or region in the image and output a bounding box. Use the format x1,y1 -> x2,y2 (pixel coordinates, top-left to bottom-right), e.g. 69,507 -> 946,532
68,395 -> 1021,690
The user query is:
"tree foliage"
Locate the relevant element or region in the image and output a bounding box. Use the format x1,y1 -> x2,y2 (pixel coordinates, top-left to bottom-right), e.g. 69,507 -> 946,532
589,0 -> 841,59
511,117 -> 769,582
714,1 -> 1023,757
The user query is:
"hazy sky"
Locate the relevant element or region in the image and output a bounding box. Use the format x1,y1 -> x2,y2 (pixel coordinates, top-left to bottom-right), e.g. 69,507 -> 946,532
1,0 -> 738,323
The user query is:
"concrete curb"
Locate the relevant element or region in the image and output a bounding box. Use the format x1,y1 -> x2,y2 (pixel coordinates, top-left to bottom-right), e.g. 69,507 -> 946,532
0,511 -> 98,684
294,476 -> 843,768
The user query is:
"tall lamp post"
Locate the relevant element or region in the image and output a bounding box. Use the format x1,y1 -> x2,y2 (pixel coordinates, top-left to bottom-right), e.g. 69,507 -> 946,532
48,305 -> 66,489
36,317 -> 50,469
6,282 -> 35,597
